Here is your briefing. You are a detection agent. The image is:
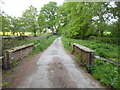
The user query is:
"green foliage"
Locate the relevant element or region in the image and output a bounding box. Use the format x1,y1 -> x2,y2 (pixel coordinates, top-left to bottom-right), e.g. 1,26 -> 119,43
61,36 -> 120,88
31,34 -> 58,55
38,2 -> 59,33
108,21 -> 119,37
1,6 -> 39,36
11,59 -> 19,67
57,2 -> 119,40
3,33 -> 58,55
92,59 -> 119,88
2,2 -> 119,39
38,12 -> 46,33
2,82 -> 11,87
4,69 -> 14,74
62,36 -> 119,62
1,12 -> 11,35
95,37 -> 119,45
22,5 -> 39,36
58,3 -> 100,38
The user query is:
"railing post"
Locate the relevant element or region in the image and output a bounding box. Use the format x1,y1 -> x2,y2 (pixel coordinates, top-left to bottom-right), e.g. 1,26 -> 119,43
90,52 -> 94,65
3,52 -> 8,69
71,43 -> 74,54
6,51 -> 11,69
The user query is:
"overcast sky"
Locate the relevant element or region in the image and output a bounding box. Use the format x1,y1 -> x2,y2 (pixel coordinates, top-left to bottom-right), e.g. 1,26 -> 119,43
0,0 -> 117,23
1,0 -> 65,17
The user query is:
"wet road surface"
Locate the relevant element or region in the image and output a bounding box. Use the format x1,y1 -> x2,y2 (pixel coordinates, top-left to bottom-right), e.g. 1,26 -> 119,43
18,37 -> 103,88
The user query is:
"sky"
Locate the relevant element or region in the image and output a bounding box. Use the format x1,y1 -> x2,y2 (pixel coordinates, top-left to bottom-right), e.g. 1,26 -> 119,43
1,0 -> 65,17
0,0 -> 117,23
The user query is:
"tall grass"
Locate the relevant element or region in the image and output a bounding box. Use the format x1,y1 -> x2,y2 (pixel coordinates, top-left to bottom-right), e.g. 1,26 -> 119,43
31,34 -> 58,55
61,36 -> 120,88
62,36 -> 119,62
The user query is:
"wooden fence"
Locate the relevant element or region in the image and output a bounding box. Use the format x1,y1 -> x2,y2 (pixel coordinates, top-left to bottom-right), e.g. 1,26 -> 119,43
72,43 -> 120,67
2,43 -> 34,69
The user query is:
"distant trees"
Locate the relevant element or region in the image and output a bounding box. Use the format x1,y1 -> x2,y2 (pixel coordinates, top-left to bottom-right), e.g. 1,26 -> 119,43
38,2 -> 59,34
1,12 -> 11,35
1,5 -> 39,36
56,2 -> 119,39
112,2 -> 120,41
22,5 -> 39,36
1,1 -> 119,40
1,12 -> 24,36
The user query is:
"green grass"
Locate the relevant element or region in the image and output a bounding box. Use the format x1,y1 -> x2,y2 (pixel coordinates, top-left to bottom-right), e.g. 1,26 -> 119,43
3,33 -> 58,55
92,58 -> 119,88
61,36 -> 120,88
11,59 -> 19,68
4,69 -> 14,74
62,36 -> 119,62
2,82 -> 11,87
31,34 -> 58,55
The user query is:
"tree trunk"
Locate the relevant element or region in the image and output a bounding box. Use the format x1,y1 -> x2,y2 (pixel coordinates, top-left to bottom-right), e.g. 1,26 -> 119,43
33,29 -> 37,37
3,32 -> 5,36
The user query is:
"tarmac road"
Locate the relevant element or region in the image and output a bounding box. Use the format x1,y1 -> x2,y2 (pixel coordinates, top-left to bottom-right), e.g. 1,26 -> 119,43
18,37 -> 103,88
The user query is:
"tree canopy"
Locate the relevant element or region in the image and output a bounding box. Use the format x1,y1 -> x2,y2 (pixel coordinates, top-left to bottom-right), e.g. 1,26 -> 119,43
1,1 -> 119,41
38,2 -> 58,33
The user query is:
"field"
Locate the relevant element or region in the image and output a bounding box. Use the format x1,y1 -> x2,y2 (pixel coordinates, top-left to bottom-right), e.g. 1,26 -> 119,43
61,36 -> 120,88
0,32 -> 33,36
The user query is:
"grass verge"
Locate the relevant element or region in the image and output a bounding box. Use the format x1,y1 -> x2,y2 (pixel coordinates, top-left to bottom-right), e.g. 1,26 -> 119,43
61,36 -> 120,88
2,82 -> 11,87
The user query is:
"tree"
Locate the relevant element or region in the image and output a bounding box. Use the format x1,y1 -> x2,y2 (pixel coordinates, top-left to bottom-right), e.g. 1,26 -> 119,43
58,2 -> 118,39
22,5 -> 39,36
58,2 -> 99,39
8,16 -> 21,35
1,12 -> 10,35
38,2 -> 58,34
112,2 -> 120,43
38,12 -> 46,33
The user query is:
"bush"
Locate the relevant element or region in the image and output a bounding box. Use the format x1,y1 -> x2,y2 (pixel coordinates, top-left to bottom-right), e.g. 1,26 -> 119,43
92,59 -> 119,88
96,37 -> 119,45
